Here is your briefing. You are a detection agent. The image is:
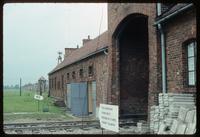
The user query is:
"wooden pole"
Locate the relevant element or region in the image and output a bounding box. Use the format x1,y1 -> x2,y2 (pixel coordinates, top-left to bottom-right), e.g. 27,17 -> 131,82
38,100 -> 39,112
20,78 -> 22,96
39,80 -> 42,95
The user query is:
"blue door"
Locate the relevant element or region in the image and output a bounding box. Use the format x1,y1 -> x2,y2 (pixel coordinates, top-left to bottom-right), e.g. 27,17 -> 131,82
71,82 -> 88,116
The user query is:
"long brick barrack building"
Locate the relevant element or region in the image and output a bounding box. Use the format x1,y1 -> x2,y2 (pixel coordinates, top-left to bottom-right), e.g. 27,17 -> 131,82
48,3 -> 196,120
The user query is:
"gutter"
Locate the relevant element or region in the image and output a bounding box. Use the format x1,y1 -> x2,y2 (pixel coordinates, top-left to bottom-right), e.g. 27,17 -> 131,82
154,3 -> 193,25
157,3 -> 167,93
48,46 -> 108,75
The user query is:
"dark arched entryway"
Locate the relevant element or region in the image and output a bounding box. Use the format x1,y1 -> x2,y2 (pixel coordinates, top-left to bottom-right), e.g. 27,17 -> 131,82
113,14 -> 149,120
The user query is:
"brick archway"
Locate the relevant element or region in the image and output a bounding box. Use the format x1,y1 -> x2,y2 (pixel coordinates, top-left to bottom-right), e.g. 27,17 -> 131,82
112,14 -> 149,119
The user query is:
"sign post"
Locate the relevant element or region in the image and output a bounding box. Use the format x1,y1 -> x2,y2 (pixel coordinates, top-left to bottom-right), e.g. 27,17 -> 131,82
38,100 -> 39,111
34,94 -> 44,112
99,104 -> 119,133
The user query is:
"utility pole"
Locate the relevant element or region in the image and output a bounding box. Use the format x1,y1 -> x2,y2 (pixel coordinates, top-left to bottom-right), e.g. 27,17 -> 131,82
20,78 -> 22,96
39,80 -> 42,95
57,51 -> 62,64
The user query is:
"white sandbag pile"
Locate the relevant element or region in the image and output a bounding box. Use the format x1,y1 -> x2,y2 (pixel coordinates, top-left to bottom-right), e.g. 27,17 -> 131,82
150,93 -> 196,134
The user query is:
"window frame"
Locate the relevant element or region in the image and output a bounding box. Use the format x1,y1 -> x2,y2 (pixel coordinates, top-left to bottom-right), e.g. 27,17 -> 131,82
72,71 -> 76,79
88,65 -> 94,77
186,40 -> 196,87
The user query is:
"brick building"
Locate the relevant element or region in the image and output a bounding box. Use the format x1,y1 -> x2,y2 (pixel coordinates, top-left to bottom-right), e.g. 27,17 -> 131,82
48,3 -> 196,119
49,31 -> 109,117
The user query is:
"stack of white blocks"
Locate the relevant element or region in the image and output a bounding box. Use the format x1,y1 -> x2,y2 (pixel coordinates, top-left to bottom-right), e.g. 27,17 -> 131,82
150,106 -> 160,133
136,120 -> 149,134
150,93 -> 196,134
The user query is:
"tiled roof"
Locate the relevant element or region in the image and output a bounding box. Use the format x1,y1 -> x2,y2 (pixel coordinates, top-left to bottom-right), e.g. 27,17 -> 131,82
49,31 -> 108,75
156,3 -> 192,22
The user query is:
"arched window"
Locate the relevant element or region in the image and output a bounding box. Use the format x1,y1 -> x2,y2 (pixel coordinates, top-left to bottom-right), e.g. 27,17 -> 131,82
67,73 -> 70,80
186,40 -> 197,86
88,65 -> 94,77
72,71 -> 76,79
79,69 -> 83,78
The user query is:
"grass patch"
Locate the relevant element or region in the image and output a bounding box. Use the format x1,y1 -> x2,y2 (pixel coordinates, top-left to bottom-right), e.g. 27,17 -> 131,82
3,89 -> 74,122
3,89 -> 67,114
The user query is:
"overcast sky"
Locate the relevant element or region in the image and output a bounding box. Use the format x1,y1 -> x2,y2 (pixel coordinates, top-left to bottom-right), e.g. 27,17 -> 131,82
3,3 -> 108,86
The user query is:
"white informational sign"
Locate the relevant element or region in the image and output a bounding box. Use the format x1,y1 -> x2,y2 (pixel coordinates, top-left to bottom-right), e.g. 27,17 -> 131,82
34,94 -> 44,100
99,104 -> 119,132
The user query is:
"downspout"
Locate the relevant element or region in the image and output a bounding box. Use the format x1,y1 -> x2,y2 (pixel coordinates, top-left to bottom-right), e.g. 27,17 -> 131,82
104,49 -> 108,55
103,48 -> 109,104
157,3 -> 167,93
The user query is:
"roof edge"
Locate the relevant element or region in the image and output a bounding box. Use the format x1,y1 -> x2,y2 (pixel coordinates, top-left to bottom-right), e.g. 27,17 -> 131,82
48,46 -> 108,75
154,3 -> 193,25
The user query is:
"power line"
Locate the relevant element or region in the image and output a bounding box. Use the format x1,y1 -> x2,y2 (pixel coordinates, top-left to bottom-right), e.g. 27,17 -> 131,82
97,5 -> 104,49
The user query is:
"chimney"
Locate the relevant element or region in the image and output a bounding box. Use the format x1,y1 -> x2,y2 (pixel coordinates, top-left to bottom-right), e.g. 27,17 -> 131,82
64,47 -> 78,58
82,35 -> 91,46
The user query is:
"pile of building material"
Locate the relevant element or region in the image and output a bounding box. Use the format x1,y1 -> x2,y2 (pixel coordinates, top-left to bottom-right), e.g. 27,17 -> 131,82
136,120 -> 149,134
150,93 -> 196,134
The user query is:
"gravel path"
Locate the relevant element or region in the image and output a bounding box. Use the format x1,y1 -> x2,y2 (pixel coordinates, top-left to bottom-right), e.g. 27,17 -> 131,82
5,126 -> 140,134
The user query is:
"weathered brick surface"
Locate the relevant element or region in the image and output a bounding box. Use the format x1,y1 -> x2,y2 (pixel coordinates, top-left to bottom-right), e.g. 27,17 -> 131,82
107,3 -> 161,118
118,16 -> 149,115
49,52 -> 108,107
48,4 -> 196,122
164,9 -> 196,93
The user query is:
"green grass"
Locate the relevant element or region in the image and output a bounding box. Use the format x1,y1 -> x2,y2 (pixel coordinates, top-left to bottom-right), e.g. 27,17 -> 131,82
4,112 -> 72,122
3,89 -> 73,122
3,89 -> 64,113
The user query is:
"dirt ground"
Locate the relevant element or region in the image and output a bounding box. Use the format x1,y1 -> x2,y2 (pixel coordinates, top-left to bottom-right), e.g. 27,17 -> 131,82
3,112 -> 97,124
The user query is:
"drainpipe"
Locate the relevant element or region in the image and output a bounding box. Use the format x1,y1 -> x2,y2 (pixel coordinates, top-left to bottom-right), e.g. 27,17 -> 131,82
157,3 -> 167,93
104,49 -> 108,55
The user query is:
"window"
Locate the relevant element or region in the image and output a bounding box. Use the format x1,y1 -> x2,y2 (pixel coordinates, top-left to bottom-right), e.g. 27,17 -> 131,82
187,41 -> 196,86
88,65 -> 94,76
79,69 -> 83,78
72,71 -> 76,79
67,73 -> 70,80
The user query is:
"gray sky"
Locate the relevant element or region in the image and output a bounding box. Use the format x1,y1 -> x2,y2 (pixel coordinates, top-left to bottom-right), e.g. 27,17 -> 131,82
3,3 -> 108,86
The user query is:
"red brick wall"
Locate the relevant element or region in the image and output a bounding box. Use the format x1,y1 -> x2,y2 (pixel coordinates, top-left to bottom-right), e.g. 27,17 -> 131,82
48,4 -> 196,121
49,52 -> 108,107
164,9 -> 196,93
107,3 -> 161,117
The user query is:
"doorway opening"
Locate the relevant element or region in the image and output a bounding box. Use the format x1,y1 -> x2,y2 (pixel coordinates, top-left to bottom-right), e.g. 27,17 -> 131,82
114,14 -> 149,119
